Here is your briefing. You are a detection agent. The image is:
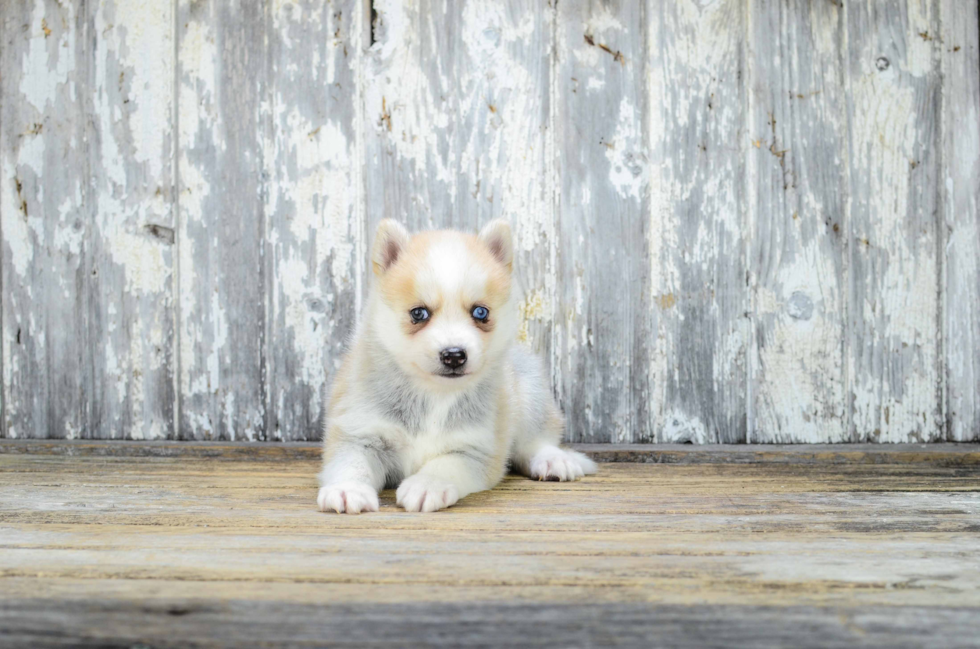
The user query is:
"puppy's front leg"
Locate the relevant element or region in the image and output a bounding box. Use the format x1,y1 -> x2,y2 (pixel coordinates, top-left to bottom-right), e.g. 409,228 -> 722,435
317,438 -> 388,514
396,452 -> 496,513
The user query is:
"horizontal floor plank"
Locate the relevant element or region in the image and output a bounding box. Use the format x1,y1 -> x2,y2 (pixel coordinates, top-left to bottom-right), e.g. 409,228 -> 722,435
3,598 -> 979,649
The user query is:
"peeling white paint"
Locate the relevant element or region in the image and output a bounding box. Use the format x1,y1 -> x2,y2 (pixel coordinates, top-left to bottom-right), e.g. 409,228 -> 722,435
107,230 -> 169,296
645,0 -> 746,443
365,0 -> 456,213
279,257 -> 328,391
605,97 -> 646,200
208,286 -> 228,401
942,0 -> 980,442
178,18 -> 216,119
3,118 -> 50,279
281,110 -> 355,284
904,1 -> 936,78
849,56 -> 940,442
661,411 -> 709,444
745,0 -> 848,443
2,169 -> 35,279
112,0 -> 174,181
2,0 -> 973,444
177,149 -> 207,402
52,194 -> 83,258
20,3 -> 70,113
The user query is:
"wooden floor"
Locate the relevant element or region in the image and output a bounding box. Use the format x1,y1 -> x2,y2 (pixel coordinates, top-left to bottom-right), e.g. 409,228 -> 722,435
1,442 -> 979,648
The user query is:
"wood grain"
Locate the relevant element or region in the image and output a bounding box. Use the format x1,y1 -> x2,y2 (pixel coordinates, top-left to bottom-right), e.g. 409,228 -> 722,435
554,0 -> 652,442
176,0 -> 267,440
2,0 -> 90,440
3,599 -> 979,649
843,0 -> 944,442
746,0 -> 847,442
264,0 -> 362,442
648,0 -> 747,443
942,0 -> 980,442
1,0 -> 176,440
0,451 -> 978,646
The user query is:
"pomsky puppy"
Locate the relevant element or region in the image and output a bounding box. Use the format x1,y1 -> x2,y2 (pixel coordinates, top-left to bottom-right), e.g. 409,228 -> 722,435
317,218 -> 597,513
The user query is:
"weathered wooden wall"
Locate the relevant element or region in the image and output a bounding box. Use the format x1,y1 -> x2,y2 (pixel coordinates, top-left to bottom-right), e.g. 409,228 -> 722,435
1,0 -> 978,443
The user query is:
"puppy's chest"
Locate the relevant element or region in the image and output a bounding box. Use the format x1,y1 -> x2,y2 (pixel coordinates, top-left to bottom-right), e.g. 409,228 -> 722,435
376,383 -> 494,436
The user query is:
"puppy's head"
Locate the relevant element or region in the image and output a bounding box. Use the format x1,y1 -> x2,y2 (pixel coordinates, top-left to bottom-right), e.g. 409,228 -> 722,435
369,219 -> 516,389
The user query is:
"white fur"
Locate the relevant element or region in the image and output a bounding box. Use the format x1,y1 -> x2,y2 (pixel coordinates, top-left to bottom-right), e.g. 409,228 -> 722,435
528,446 -> 598,482
318,220 -> 597,513
317,482 -> 379,514
396,474 -> 459,513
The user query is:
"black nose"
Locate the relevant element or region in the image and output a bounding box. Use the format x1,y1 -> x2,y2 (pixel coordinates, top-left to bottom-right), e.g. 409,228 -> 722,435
440,347 -> 467,369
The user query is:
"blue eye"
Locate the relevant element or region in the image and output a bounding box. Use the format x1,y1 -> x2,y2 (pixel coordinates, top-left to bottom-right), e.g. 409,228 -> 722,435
409,307 -> 429,323
471,306 -> 490,322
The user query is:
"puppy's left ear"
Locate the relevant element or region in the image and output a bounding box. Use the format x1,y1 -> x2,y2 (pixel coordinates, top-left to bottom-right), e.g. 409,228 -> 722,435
478,219 -> 513,272
372,219 -> 410,275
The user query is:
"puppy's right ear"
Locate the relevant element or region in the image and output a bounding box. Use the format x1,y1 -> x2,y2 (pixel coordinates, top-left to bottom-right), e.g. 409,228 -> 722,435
371,219 -> 410,275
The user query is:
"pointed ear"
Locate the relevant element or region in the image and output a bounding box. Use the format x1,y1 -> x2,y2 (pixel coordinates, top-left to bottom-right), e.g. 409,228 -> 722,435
478,219 -> 513,271
371,219 -> 410,275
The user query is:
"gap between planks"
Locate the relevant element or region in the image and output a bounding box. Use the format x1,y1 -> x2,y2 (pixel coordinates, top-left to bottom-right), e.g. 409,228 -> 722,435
0,440 -> 977,466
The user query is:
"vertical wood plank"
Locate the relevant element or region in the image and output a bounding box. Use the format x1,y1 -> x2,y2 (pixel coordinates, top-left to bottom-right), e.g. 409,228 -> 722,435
364,1 -> 557,370
177,0 -> 266,440
87,0 -> 177,440
647,0 -> 746,443
555,0 -> 652,442
745,0 -> 847,442
264,0 -> 361,441
942,0 -> 980,442
1,0 -> 89,439
844,0 -> 943,442
2,0 -> 176,439
363,0 -> 443,234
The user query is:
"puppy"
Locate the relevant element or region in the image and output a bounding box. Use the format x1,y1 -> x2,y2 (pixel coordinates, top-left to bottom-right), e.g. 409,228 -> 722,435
317,219 -> 597,513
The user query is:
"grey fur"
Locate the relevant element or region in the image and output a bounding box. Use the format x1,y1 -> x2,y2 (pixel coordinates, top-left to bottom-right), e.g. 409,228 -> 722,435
346,436 -> 402,489
364,333 -> 504,436
445,374 -> 498,430
444,445 -> 494,464
509,348 -> 558,434
367,355 -> 429,434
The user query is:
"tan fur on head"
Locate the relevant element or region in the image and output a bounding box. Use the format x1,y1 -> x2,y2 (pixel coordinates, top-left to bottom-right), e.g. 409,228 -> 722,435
368,220 -> 517,390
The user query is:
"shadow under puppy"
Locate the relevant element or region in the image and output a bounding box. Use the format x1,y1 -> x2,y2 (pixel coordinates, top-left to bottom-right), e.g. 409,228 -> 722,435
318,218 -> 597,513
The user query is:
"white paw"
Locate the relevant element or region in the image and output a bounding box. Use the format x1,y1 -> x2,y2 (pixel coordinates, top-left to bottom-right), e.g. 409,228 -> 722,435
529,446 -> 598,482
396,474 -> 459,513
317,482 -> 379,514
